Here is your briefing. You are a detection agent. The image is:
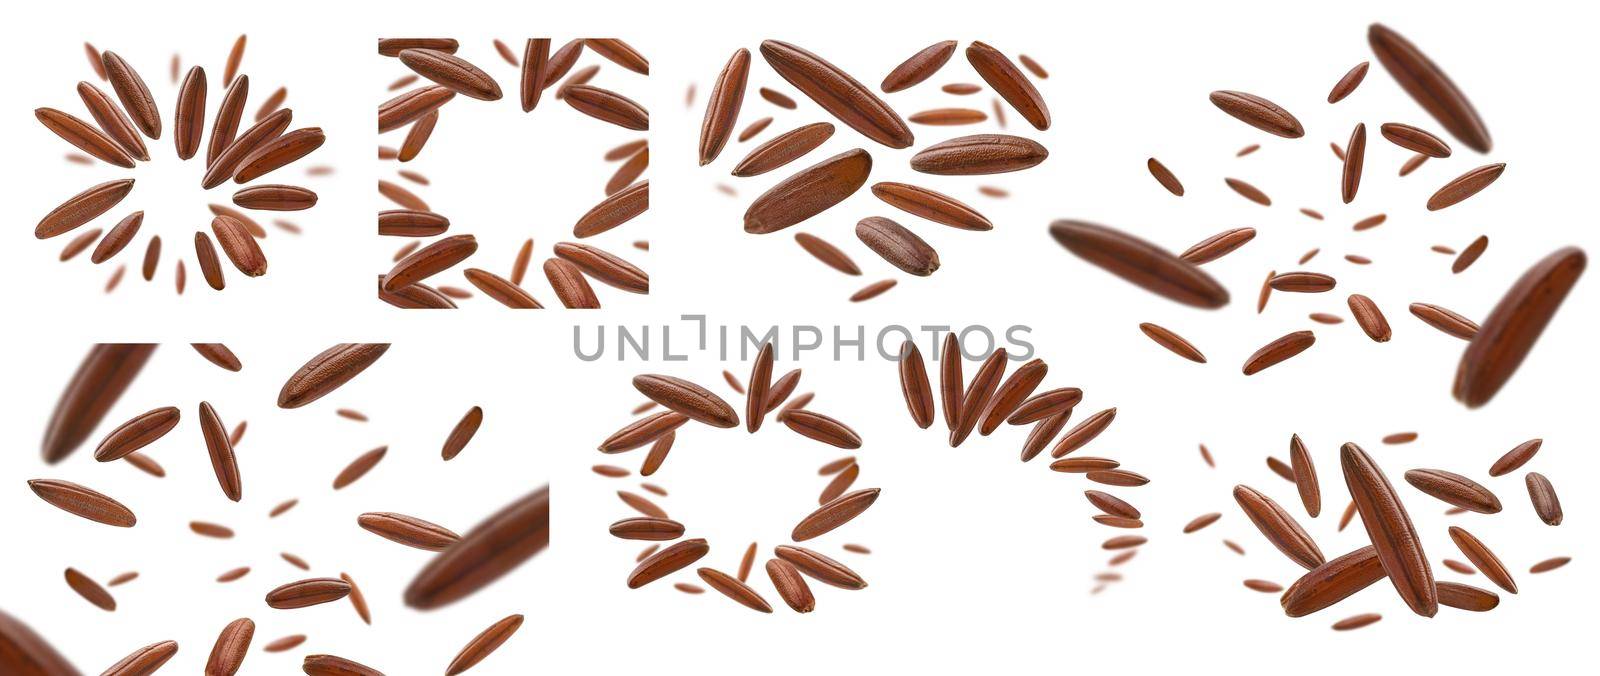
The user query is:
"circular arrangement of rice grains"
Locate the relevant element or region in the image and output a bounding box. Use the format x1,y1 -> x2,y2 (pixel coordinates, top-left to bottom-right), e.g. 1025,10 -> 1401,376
595,341 -> 881,613
10,343 -> 549,673
377,38 -> 652,310
35,36 -> 328,295
691,39 -> 1053,303
890,335 -> 1148,593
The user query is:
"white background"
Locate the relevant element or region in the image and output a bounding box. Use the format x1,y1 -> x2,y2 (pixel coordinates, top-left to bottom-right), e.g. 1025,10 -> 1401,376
2,0 -> 1597,674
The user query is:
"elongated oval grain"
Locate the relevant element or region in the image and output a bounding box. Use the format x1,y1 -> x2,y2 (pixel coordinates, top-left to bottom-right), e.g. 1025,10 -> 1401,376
1343,442 -> 1437,616
1086,490 -> 1141,519
265,578 -> 350,609
171,67 -> 207,160
780,409 -> 863,449
633,375 -> 738,428
564,85 -> 648,130
440,406 -> 483,461
209,216 -> 266,276
1049,407 -> 1116,458
90,211 -> 143,264
1209,90 -> 1304,138
856,216 -> 939,276
1348,294 -> 1392,342
793,233 -> 861,276
76,82 -> 149,161
379,38 -> 458,56
698,568 -> 772,613
979,358 -> 1046,435
774,545 -> 867,589
1233,484 -> 1324,569
207,75 -> 249,165
699,49 -> 750,165
1448,526 -> 1515,594
378,85 -> 453,134
1328,61 -> 1369,103
463,268 -> 542,309
1225,178 -> 1272,205
233,185 -> 316,211
1453,235 -> 1489,274
1489,439 -> 1541,477
882,40 -> 956,93
332,446 -> 387,489
609,517 -> 685,541
94,406 -> 179,462
766,559 -> 815,613
738,116 -> 773,142
911,134 -> 1046,175
29,478 -> 136,527
359,512 -> 460,551
605,147 -> 648,195
198,402 -> 242,501
897,341 -> 935,428
102,639 -> 178,675
599,412 -> 688,453
628,538 -> 709,588
1183,512 -> 1222,534
939,333 -> 963,432
1369,24 -> 1491,153
764,370 -> 802,414
1436,581 -> 1499,612
732,122 -> 834,177
42,343 -> 155,463
64,568 -> 115,610
202,108 -> 293,189
405,485 -> 550,609
794,488 -> 880,541
302,654 -> 380,676
398,48 -> 501,100
384,235 -> 478,291
1281,546 -> 1386,617
1454,247 -> 1585,407
871,182 -> 992,231
1147,158 -> 1184,196
194,233 -> 225,290
1404,469 -> 1501,513
1409,302 -> 1478,339
761,40 -> 912,148
1289,434 -> 1321,517
1049,220 -> 1229,308
1243,331 -> 1316,375
36,107 -> 135,168
1525,472 -> 1562,526
205,618 -> 253,676
909,107 -> 987,125
745,342 -> 776,433
379,209 -> 449,237
277,344 -> 390,409
745,149 -> 870,234
396,110 -> 437,162
950,349 -> 1007,446
1343,123 -> 1366,203
1051,457 -> 1120,473
1138,323 -> 1206,363
966,41 -> 1049,130
101,51 -> 160,138
1179,228 -> 1256,266
544,258 -> 600,309
445,614 -> 522,675
35,179 -> 136,239
574,180 -> 647,238
1427,163 -> 1505,211
1380,122 -> 1451,157
518,38 -> 551,112
1008,387 -> 1081,425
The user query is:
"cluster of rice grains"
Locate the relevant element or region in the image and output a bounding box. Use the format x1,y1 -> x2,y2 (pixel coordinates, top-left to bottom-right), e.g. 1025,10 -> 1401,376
893,336 -> 1149,594
377,38 -> 651,309
1092,23 -> 1576,632
594,342 -> 879,614
38,37 -> 329,295
1052,23 -> 1583,406
5,344 -> 548,674
693,40 -> 1051,302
